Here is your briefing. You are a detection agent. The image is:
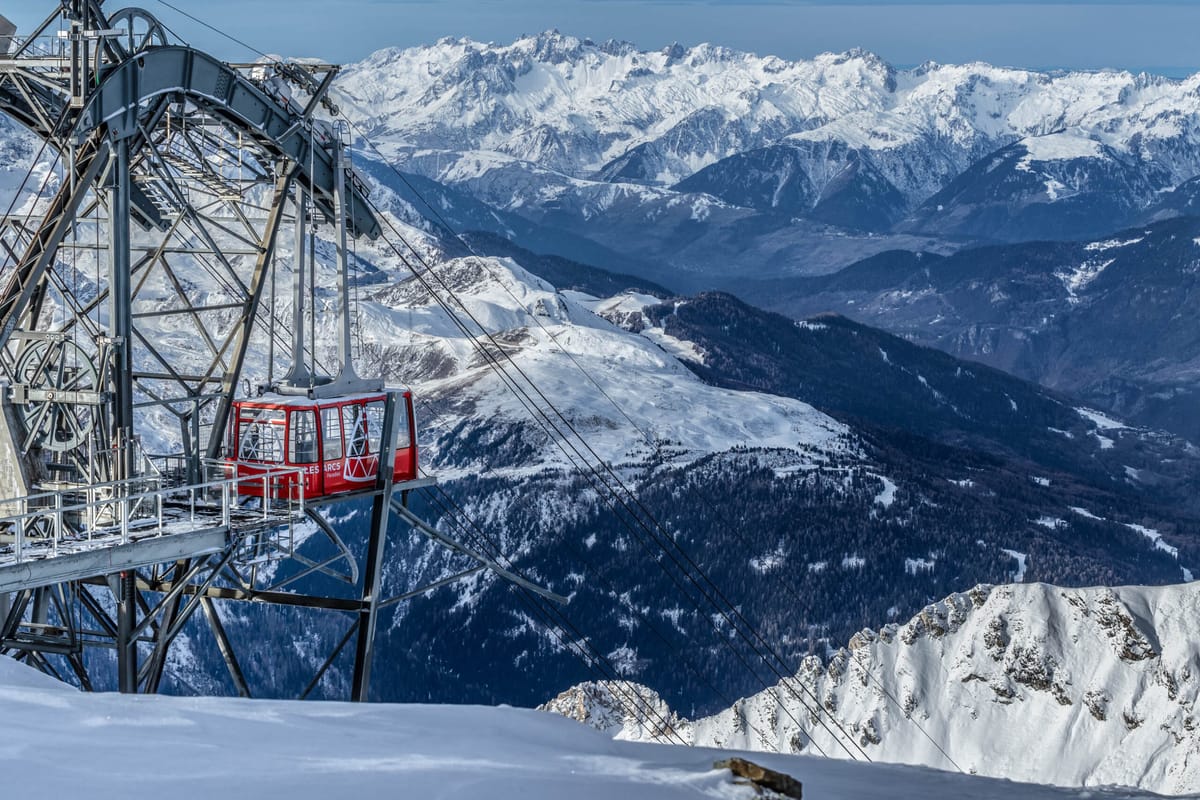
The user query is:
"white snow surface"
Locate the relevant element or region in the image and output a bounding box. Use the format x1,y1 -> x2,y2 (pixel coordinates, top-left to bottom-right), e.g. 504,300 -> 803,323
0,657 -> 1163,800
872,475 -> 897,507
335,35 -> 1200,209
1019,130 -> 1105,166
368,261 -> 854,479
1126,523 -> 1179,559
550,582 -> 1200,795
1001,549 -> 1029,581
1079,407 -> 1130,431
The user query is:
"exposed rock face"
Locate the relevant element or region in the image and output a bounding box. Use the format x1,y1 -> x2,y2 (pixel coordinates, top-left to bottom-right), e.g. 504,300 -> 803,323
715,757 -> 803,799
539,681 -> 684,742
543,582 -> 1200,796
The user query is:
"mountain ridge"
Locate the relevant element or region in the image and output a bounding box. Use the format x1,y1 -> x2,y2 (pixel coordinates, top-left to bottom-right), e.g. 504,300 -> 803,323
544,580 -> 1200,795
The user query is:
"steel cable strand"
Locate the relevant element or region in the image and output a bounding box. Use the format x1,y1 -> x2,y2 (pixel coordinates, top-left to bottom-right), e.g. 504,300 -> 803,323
414,486 -> 693,747
414,464 -> 801,754
361,211 -> 859,759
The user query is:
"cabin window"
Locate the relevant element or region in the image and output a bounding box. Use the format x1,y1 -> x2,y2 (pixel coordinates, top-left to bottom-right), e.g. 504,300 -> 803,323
365,400 -> 386,455
343,404 -> 368,458
238,409 -> 284,462
321,407 -> 343,460
396,400 -> 413,450
289,409 -> 318,464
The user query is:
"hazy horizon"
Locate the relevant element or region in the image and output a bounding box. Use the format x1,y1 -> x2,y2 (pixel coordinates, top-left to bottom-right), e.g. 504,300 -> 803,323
6,2 -> 1200,75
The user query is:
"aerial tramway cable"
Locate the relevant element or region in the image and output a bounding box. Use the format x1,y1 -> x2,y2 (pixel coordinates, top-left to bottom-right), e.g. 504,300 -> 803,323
358,198 -> 865,759
415,485 -> 695,747
146,1 -> 871,760
351,143 -> 964,767
411,432 -> 808,753
335,113 -> 966,769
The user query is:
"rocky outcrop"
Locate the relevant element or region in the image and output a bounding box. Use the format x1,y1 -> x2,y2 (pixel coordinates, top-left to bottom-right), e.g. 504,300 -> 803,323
543,582 -> 1200,795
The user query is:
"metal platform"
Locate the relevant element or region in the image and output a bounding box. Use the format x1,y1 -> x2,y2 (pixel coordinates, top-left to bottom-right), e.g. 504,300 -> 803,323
0,2 -> 544,701
0,465 -> 306,592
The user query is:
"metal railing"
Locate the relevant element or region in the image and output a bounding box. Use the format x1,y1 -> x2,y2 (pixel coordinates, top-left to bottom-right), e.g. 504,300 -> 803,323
3,35 -> 71,62
0,463 -> 305,565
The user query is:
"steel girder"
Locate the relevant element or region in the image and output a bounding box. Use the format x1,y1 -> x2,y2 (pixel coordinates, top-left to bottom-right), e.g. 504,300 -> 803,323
0,6 -> 396,699
71,45 -> 379,240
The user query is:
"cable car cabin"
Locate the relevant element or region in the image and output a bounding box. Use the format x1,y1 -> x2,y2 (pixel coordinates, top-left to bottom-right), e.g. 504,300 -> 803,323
226,390 -> 417,500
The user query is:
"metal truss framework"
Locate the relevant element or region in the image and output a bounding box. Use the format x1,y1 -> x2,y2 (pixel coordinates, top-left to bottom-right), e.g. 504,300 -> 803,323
0,1 -> 477,700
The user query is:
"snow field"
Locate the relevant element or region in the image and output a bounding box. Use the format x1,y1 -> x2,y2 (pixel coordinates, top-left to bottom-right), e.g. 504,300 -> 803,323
0,655 -> 1168,800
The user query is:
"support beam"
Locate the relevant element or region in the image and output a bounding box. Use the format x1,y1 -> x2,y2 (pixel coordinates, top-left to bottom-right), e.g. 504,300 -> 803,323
0,136 -> 108,353
351,391 -> 398,702
109,135 -> 134,483
142,559 -> 193,694
392,502 -> 568,605
333,139 -> 357,384
115,570 -> 136,694
205,168 -> 294,461
79,575 -> 366,612
201,596 -> 250,698
300,618 -> 357,701
279,188 -> 311,388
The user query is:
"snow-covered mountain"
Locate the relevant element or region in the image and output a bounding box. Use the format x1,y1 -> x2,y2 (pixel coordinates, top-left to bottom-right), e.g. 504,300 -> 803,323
750,216 -> 1200,444
335,34 -> 1200,286
0,653 -> 1163,800
339,34 -> 1200,197
165,234 -> 1197,713
545,581 -> 1200,795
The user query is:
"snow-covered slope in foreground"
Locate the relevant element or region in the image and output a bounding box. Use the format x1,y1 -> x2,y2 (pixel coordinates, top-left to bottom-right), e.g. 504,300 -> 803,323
549,582 -> 1200,795
0,656 -> 1165,800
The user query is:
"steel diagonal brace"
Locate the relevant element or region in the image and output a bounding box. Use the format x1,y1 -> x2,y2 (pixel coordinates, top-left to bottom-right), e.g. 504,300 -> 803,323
0,134 -> 108,353
390,501 -> 568,605
204,166 -> 295,460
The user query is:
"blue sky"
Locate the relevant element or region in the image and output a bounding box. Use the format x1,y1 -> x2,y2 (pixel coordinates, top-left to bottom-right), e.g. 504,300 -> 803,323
9,2 -> 1200,74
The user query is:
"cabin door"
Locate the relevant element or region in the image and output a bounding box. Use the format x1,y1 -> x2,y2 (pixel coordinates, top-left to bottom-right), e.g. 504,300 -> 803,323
342,401 -> 384,487
288,409 -> 322,497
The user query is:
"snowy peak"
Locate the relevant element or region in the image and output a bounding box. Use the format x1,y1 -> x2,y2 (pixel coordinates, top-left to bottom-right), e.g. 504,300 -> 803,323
350,255 -> 855,477
340,35 -> 1200,191
546,582 -> 1200,795
335,34 -> 1200,280
539,681 -> 684,741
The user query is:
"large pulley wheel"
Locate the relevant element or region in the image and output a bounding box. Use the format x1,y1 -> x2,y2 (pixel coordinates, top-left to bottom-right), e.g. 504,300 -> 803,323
108,7 -> 169,58
13,339 -> 99,454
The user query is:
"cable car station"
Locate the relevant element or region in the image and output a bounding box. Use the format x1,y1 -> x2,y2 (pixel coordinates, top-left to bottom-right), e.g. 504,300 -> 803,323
0,1 -> 559,700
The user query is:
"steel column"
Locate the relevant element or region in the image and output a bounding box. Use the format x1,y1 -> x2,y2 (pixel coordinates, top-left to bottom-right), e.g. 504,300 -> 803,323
109,136 -> 134,482
116,570 -> 137,693
333,141 -> 356,381
350,391 -> 398,702
281,188 -> 311,387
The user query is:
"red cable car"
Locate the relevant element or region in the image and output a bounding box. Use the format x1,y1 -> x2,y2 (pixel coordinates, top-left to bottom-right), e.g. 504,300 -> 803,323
225,389 -> 418,499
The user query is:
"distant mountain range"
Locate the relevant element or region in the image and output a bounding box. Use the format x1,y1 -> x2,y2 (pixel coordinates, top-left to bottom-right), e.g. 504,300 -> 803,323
338,33 -> 1200,288
739,217 -> 1200,443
